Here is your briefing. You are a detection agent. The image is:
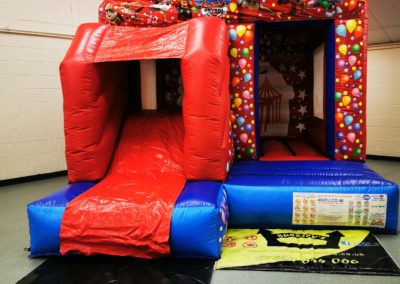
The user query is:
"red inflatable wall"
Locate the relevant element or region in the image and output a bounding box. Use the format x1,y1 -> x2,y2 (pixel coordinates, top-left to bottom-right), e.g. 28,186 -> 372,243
60,24 -> 129,182
61,18 -> 232,182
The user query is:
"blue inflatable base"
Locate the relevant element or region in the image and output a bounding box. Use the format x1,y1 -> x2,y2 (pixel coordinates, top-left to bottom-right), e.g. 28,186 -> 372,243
27,181 -> 227,259
224,161 -> 399,233
27,160 -> 399,259
27,182 -> 96,257
171,181 -> 228,258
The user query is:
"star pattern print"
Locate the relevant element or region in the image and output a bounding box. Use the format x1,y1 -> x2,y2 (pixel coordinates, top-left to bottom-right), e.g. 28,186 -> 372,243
296,123 -> 306,133
259,28 -> 320,136
298,105 -> 307,116
298,90 -> 307,100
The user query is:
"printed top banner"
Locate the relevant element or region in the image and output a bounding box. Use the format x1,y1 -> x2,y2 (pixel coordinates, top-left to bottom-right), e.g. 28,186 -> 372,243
99,0 -> 367,27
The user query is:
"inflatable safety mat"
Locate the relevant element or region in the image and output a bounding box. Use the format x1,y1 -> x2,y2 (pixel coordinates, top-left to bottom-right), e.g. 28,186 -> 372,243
215,229 -> 400,276
17,256 -> 214,284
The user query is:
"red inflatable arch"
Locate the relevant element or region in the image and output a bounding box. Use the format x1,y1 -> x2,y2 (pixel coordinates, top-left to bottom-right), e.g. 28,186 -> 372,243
60,17 -> 232,182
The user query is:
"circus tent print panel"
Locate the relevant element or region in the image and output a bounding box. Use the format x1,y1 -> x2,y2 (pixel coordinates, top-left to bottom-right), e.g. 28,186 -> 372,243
258,61 -> 295,137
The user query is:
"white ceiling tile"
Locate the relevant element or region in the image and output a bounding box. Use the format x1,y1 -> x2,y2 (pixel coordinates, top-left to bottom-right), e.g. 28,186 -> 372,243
368,28 -> 391,45
385,27 -> 400,42
368,0 -> 400,28
367,13 -> 380,30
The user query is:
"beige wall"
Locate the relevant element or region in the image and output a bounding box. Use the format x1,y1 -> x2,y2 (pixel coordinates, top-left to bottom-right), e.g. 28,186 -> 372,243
367,45 -> 400,158
0,1 -> 99,180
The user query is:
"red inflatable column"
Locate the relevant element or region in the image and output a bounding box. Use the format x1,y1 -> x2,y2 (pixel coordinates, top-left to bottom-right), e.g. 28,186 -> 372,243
181,18 -> 232,181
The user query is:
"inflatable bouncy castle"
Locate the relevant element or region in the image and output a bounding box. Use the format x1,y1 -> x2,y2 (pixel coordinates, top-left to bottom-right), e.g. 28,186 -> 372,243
28,0 -> 399,259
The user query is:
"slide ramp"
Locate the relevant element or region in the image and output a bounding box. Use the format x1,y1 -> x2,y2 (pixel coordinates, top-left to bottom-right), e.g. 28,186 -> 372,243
60,114 -> 186,258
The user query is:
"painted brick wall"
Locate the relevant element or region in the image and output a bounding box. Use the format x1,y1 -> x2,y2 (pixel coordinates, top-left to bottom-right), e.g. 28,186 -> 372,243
0,0 -> 99,180
367,45 -> 400,158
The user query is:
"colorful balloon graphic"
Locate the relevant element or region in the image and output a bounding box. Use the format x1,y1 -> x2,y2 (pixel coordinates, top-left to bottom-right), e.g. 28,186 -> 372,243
346,20 -> 357,33
232,76 -> 240,87
348,55 -> 357,66
242,90 -> 251,99
229,2 -> 237,13
242,48 -> 250,58
229,29 -> 237,41
345,115 -> 354,126
347,132 -> 356,143
246,147 -> 254,156
340,145 -> 348,154
340,74 -> 350,84
338,44 -> 347,55
354,26 -> 364,39
243,30 -> 254,42
353,148 -> 362,156
236,25 -> 246,38
228,24 -> 257,159
348,0 -> 357,11
240,133 -> 248,143
335,92 -> 342,102
237,116 -> 245,126
244,73 -> 252,83
353,70 -> 361,80
230,47 -> 238,58
239,59 -> 247,69
335,24 -> 346,37
234,98 -> 242,107
336,132 -> 344,141
335,113 -> 344,123
352,88 -> 360,97
353,123 -> 361,133
342,96 -> 351,106
352,44 -> 361,54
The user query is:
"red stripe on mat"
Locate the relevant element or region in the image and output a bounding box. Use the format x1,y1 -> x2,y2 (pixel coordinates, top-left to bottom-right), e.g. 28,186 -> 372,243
260,139 -> 329,161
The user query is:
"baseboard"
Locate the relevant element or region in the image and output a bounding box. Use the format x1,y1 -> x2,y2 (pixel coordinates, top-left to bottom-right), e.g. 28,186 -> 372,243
367,155 -> 400,162
0,171 -> 67,187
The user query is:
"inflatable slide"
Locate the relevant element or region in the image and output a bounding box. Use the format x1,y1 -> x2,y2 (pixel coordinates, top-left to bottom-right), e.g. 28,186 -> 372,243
28,17 -> 231,258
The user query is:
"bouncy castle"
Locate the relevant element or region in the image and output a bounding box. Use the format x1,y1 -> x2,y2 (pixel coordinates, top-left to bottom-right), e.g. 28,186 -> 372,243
27,0 -> 399,259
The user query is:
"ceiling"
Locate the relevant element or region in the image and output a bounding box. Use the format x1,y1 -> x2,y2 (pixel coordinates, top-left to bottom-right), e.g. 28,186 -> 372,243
368,0 -> 400,45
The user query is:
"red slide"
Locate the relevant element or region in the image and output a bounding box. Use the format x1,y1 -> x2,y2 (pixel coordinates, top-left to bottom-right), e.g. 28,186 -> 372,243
60,114 -> 186,258
59,18 -> 231,258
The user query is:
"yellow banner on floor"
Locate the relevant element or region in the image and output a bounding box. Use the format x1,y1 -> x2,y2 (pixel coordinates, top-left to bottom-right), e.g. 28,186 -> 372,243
215,229 -> 369,269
